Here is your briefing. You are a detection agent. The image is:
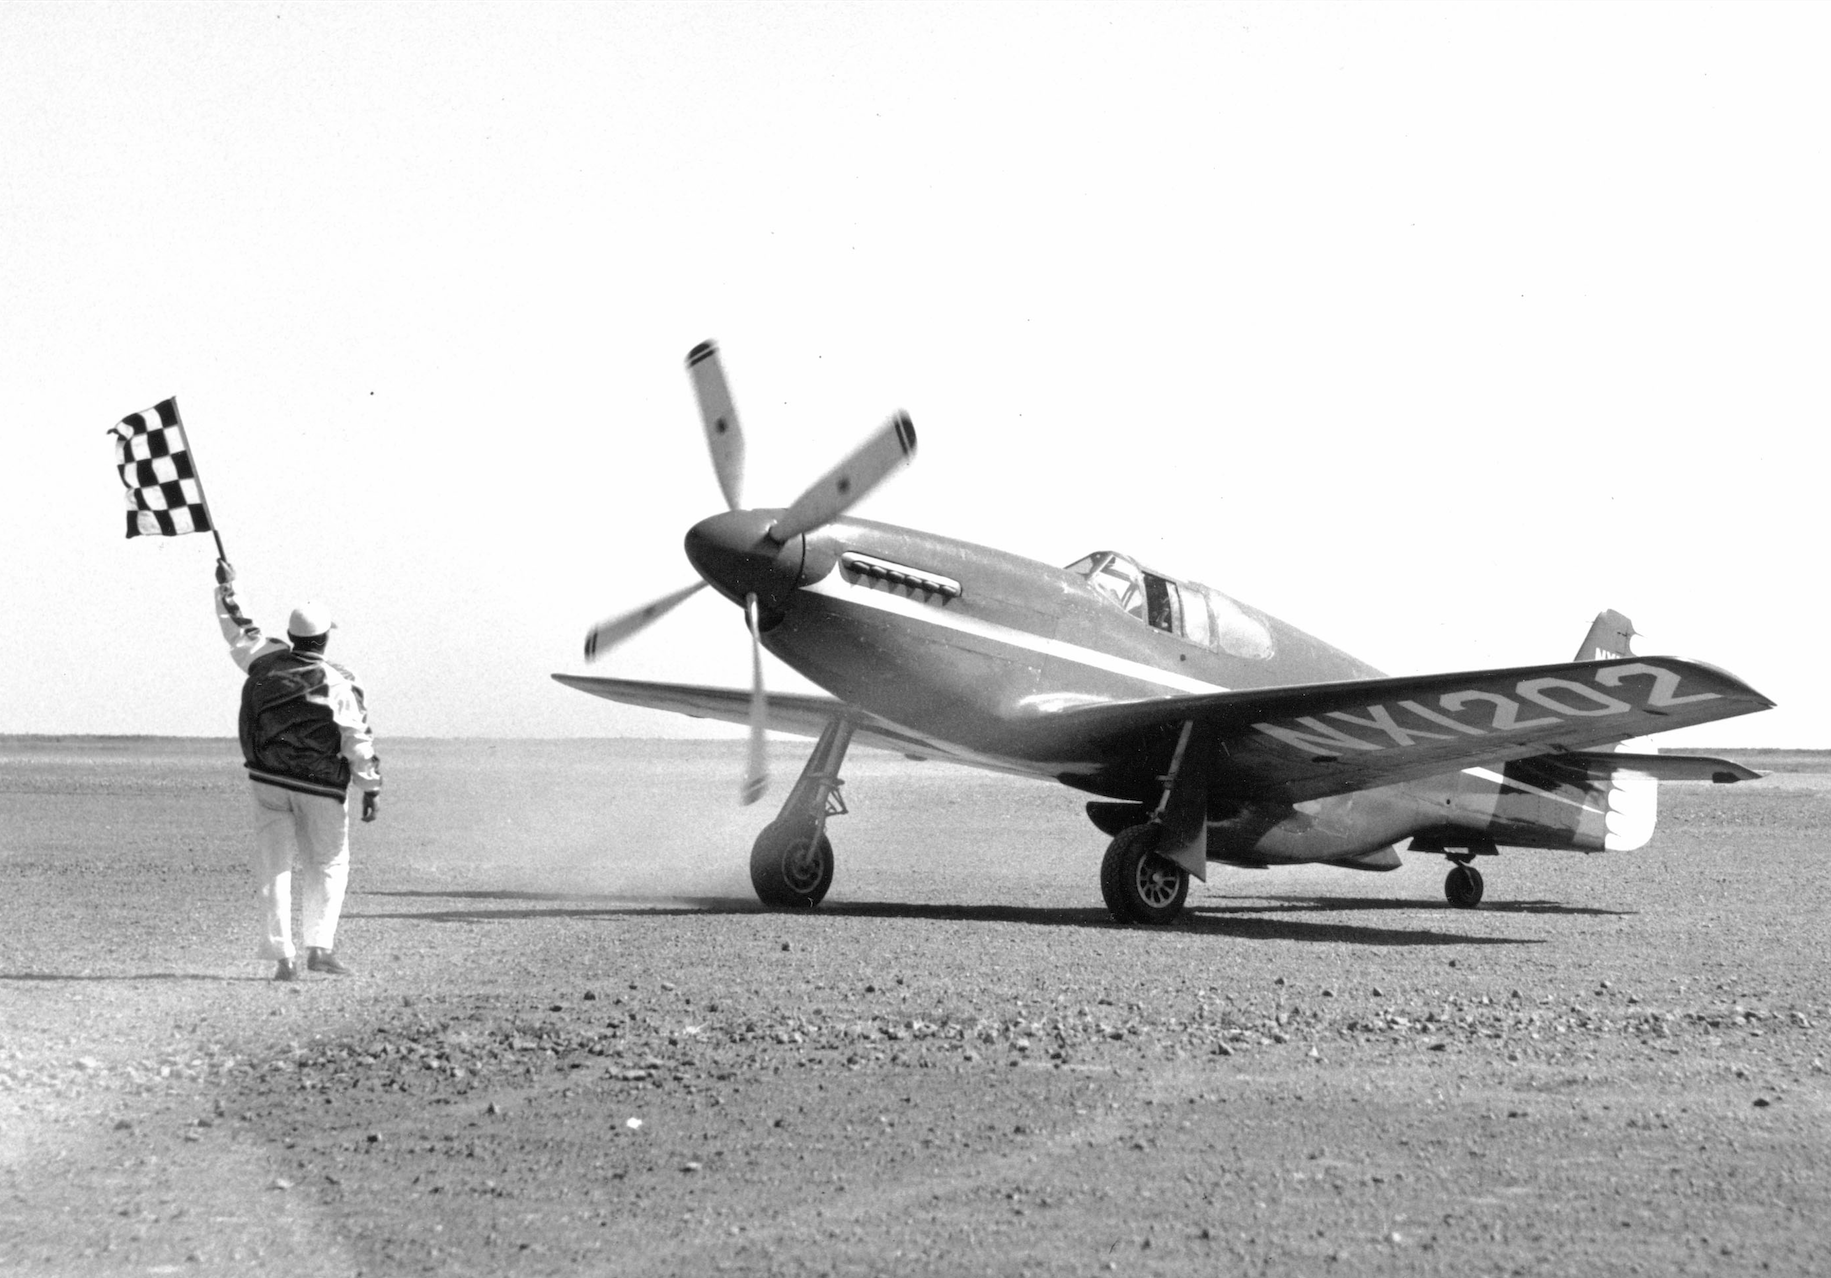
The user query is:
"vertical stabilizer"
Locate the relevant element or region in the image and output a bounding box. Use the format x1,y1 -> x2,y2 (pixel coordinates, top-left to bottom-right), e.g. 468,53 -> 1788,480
1573,609 -> 1657,849
1575,609 -> 1637,662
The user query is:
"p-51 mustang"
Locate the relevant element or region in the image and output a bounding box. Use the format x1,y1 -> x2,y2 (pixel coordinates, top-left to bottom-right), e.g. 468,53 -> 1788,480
556,342 -> 1773,923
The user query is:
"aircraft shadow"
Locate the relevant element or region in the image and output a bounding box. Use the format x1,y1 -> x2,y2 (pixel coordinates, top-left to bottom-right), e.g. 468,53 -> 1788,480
827,901 -> 1533,948
349,893 -> 1537,947
0,972 -> 264,984
349,889 -> 761,925
369,889 -> 659,902
1195,895 -> 1632,920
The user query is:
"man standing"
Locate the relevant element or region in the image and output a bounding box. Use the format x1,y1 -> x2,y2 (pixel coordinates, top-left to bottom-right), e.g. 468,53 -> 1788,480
215,562 -> 382,981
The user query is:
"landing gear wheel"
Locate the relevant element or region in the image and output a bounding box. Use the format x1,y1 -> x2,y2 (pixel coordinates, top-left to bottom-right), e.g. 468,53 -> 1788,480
750,821 -> 834,909
1445,864 -> 1484,909
1100,825 -> 1189,925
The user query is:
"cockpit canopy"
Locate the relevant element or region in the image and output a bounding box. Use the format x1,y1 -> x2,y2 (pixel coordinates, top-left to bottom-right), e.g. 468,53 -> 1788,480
1063,551 -> 1274,660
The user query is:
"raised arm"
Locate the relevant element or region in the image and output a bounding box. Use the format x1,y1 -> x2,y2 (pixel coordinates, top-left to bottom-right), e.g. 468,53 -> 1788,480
214,560 -> 286,673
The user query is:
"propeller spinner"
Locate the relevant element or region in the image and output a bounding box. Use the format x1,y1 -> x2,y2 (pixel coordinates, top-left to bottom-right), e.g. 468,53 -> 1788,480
580,341 -> 916,805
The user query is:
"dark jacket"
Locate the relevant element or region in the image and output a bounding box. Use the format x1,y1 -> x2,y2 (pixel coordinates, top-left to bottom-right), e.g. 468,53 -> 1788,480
217,585 -> 382,800
239,649 -> 367,797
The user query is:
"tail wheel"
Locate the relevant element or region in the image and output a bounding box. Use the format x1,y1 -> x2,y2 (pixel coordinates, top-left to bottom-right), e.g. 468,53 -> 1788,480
1445,864 -> 1484,908
750,821 -> 834,908
1100,824 -> 1189,925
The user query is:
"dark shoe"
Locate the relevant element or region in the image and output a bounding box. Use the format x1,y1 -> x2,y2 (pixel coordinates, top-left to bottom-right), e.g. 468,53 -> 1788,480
273,957 -> 299,982
306,948 -> 353,976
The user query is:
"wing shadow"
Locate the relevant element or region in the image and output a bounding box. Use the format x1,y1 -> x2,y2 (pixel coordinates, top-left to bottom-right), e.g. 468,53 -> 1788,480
828,900 -> 1533,947
1195,895 -> 1632,919
367,889 -> 664,903
348,893 -> 1536,946
0,972 -> 264,984
347,890 -> 762,925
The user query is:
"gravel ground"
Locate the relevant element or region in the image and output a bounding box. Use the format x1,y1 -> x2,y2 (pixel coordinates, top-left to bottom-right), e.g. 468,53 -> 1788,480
2,737 -> 1828,1276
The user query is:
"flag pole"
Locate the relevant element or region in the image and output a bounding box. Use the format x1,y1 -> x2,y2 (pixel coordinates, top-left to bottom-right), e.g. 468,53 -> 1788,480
167,398 -> 230,566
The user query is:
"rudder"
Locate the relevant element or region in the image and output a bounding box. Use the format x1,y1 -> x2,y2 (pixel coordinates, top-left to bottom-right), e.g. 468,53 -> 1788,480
1574,608 -> 1656,850
1575,609 -> 1637,662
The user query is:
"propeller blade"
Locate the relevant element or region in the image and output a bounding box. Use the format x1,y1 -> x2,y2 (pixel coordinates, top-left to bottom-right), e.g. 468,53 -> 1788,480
741,593 -> 769,806
686,340 -> 746,511
770,410 -> 917,542
582,581 -> 707,661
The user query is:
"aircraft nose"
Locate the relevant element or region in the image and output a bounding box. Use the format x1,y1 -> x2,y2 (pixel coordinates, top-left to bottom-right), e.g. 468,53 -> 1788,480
684,510 -> 806,612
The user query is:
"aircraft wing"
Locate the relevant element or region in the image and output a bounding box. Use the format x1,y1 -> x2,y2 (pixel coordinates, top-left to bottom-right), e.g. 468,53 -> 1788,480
553,673 -> 845,736
1038,656 -> 1774,804
549,673 -> 1044,775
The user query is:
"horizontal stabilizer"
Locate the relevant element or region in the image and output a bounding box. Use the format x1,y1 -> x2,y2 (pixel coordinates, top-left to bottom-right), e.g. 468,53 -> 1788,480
1551,751 -> 1762,784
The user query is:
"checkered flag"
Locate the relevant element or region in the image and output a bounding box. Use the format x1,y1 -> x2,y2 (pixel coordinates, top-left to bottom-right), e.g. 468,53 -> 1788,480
109,398 -> 216,539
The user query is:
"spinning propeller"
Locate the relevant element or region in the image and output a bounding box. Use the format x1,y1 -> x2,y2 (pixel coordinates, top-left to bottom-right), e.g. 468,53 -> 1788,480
582,341 -> 916,805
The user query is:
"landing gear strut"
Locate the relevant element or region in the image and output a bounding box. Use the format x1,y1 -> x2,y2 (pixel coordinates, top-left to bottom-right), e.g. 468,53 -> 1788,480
1097,718 -> 1212,926
750,718 -> 853,909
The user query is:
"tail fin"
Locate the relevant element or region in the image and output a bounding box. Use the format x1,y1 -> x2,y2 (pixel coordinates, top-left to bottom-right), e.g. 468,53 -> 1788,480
1575,609 -> 1656,849
1575,609 -> 1637,662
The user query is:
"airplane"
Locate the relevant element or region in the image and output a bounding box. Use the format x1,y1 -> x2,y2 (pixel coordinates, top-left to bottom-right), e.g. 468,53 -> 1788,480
555,342 -> 1774,923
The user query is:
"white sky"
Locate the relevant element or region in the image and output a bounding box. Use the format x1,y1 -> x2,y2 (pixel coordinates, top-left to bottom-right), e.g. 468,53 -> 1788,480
3,1 -> 1825,747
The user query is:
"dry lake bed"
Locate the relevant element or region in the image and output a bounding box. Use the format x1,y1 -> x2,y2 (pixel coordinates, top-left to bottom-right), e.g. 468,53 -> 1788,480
2,736 -> 1828,1276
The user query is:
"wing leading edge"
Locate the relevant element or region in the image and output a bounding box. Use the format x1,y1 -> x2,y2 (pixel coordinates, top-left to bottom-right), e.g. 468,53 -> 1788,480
548,674 -> 1050,777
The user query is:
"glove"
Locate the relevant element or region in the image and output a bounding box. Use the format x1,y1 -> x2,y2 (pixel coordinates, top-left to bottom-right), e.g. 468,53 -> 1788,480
361,791 -> 379,823
215,559 -> 236,586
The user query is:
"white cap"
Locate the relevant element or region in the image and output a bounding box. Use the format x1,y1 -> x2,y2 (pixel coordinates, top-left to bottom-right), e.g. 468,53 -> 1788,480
287,602 -> 337,638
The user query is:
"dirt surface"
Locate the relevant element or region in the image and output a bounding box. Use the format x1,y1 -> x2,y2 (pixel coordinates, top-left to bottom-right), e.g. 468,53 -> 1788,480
3,737 -> 1829,1276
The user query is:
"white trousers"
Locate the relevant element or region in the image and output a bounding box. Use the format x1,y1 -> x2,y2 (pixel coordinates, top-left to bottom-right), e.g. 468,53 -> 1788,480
249,780 -> 350,960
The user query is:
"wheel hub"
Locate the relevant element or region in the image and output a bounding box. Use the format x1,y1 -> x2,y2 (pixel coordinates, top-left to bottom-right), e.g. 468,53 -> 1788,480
782,836 -> 826,894
1135,857 -> 1182,909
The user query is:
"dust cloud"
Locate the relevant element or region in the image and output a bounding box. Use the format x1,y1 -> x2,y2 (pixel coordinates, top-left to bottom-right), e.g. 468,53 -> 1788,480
371,739 -> 783,907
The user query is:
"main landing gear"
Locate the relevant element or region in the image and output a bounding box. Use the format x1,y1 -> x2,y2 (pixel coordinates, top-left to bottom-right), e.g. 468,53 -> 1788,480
1098,719 -> 1212,927
1440,838 -> 1498,908
749,718 -> 853,909
1100,824 -> 1190,925
1445,861 -> 1485,909
1412,836 -> 1497,908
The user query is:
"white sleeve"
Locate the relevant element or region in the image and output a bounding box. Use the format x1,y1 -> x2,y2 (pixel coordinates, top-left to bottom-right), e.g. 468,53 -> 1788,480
215,585 -> 286,673
327,665 -> 383,793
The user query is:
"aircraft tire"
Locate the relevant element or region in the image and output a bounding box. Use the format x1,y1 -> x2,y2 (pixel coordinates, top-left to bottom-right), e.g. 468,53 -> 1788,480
1100,825 -> 1188,925
750,821 -> 834,909
1444,864 -> 1484,909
